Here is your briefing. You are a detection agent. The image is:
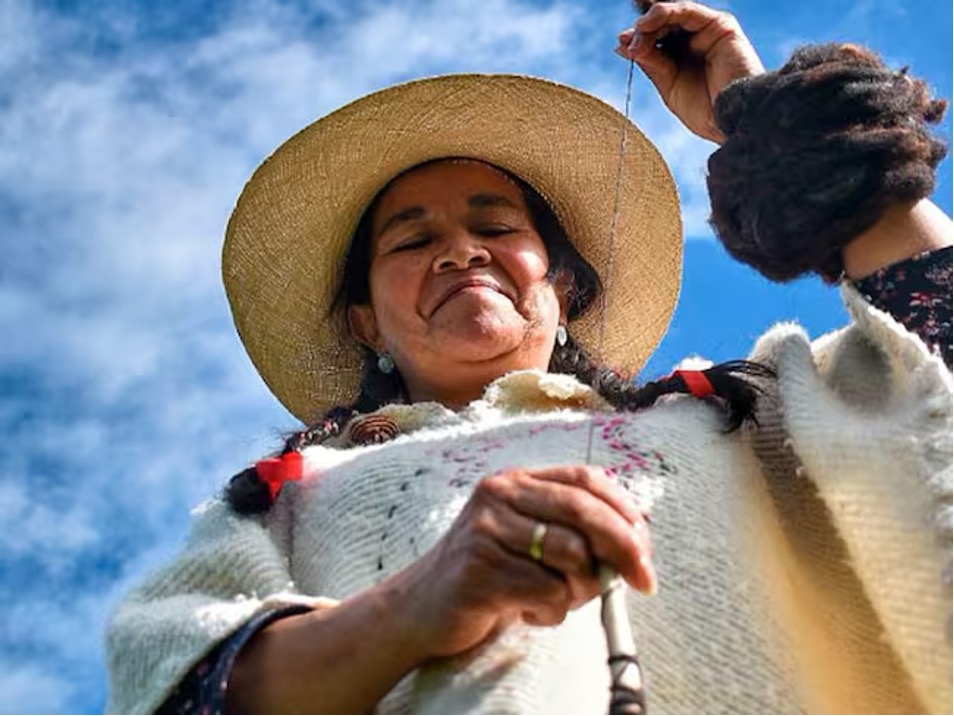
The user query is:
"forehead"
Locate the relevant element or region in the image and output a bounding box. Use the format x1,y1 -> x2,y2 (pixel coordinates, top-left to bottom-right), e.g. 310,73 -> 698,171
373,160 -> 526,219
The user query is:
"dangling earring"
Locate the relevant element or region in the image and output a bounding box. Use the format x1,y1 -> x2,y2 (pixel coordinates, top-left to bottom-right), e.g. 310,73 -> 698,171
377,352 -> 395,374
555,324 -> 568,347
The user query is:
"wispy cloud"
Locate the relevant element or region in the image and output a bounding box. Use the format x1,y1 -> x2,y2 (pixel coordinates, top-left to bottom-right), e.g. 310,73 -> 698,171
3,0 -> 948,713
0,0 -> 696,712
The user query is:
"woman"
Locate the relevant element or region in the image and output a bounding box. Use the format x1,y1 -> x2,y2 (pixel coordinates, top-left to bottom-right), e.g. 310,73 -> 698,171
106,3 -> 952,714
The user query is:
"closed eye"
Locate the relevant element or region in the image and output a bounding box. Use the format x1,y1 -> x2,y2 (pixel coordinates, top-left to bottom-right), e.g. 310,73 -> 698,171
473,226 -> 516,238
392,234 -> 433,252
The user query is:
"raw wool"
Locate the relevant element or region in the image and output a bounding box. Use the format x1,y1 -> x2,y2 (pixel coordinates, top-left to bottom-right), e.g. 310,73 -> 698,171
104,284 -> 952,714
478,369 -> 610,413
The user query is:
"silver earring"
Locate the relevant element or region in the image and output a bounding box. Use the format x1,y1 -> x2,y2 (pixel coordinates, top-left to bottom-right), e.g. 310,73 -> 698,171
377,352 -> 395,374
556,325 -> 568,347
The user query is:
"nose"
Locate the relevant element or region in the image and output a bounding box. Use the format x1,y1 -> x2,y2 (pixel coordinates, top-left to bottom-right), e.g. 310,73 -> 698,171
433,233 -> 491,273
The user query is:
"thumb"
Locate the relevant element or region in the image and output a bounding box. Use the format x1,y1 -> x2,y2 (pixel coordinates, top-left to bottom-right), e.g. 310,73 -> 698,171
624,33 -> 677,101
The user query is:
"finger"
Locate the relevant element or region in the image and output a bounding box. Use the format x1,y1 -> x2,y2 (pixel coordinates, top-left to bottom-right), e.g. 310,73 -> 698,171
463,491 -> 577,623
479,468 -> 657,592
636,1 -> 729,37
479,495 -> 608,607
533,521 -> 594,577
528,465 -> 643,526
481,500 -> 592,580
616,32 -> 679,100
486,469 -> 653,592
524,519 -> 603,608
636,3 -> 751,62
616,26 -> 665,59
633,41 -> 679,96
631,513 -> 657,596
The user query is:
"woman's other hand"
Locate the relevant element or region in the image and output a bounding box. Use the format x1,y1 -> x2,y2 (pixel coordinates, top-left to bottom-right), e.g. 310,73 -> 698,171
396,466 -> 656,660
616,1 -> 764,143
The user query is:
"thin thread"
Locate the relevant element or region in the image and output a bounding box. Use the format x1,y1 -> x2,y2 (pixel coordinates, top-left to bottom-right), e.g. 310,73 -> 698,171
587,59 -> 646,716
585,58 -> 635,463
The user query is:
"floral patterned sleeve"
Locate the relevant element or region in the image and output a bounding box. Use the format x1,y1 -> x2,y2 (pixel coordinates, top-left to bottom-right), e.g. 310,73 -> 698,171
853,246 -> 953,369
156,605 -> 312,715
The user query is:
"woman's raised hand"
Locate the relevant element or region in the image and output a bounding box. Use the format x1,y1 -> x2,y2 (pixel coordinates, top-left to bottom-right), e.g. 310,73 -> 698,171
396,466 -> 656,660
616,1 -> 764,143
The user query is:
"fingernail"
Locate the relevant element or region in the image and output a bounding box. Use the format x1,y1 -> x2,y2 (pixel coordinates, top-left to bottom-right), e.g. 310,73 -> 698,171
640,555 -> 658,596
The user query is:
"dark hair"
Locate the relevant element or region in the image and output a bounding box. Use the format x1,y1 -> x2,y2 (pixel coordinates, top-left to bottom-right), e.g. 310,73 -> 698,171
226,159 -> 775,514
707,43 -> 949,282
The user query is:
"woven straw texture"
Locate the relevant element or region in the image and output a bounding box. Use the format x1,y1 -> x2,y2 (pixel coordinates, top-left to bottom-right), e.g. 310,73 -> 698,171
223,74 -> 682,423
106,288 -> 952,714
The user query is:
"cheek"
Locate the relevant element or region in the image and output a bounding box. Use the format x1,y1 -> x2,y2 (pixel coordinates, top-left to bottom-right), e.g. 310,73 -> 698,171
504,247 -> 562,322
507,244 -> 555,301
507,241 -> 551,282
368,257 -> 426,327
532,284 -> 563,325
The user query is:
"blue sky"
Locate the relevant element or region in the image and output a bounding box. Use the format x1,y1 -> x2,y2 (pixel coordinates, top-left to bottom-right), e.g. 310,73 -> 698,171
0,0 -> 950,712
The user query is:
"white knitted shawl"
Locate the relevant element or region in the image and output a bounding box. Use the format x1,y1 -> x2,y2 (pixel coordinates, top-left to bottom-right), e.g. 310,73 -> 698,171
106,285 -> 952,714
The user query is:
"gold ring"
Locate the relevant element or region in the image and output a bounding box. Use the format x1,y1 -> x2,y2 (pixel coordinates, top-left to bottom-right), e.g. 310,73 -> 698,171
529,522 -> 548,562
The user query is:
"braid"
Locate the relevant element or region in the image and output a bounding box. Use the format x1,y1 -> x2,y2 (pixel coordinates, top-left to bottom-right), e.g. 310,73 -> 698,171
224,467 -> 272,516
550,335 -> 774,430
224,405 -> 356,515
708,42 -> 948,282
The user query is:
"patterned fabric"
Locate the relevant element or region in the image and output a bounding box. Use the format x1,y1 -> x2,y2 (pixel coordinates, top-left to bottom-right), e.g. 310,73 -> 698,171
157,606 -> 310,715
854,246 -> 952,369
154,257 -> 954,714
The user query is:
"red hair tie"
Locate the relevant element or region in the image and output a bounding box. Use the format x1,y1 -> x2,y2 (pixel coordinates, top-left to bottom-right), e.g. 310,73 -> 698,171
255,451 -> 304,503
675,370 -> 715,398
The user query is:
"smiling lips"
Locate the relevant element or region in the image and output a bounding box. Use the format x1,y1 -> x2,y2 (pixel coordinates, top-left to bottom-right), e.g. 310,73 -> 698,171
431,277 -> 513,315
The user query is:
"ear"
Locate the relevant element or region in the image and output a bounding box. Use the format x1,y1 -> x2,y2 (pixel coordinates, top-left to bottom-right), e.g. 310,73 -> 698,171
347,305 -> 382,352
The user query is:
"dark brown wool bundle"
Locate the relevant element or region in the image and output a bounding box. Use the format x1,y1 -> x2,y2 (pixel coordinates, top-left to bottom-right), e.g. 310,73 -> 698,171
708,43 -> 948,282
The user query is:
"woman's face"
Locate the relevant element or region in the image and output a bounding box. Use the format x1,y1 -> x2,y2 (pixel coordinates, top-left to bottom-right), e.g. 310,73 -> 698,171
348,160 -> 568,406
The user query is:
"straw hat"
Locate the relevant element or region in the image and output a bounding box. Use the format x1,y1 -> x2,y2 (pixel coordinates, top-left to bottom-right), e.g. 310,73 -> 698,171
223,74 -> 683,423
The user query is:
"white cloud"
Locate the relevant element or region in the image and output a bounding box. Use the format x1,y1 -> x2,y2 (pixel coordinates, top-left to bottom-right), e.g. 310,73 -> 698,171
2,0 -> 675,713
0,666 -> 73,714
0,482 -> 97,557
6,0 -> 945,713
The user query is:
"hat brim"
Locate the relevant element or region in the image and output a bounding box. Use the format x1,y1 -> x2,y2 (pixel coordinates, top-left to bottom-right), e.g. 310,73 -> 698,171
223,74 -> 683,423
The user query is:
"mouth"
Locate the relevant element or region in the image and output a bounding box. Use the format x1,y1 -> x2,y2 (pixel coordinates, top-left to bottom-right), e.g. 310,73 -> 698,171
431,279 -> 513,315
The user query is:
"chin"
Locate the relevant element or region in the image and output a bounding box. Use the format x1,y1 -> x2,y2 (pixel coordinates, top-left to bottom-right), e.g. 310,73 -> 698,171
440,333 -> 519,360
428,304 -> 547,361
437,327 -> 547,370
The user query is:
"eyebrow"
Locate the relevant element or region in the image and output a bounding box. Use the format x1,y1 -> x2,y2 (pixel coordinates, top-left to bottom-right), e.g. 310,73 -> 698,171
376,206 -> 426,239
375,193 -> 521,239
467,193 -> 521,210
